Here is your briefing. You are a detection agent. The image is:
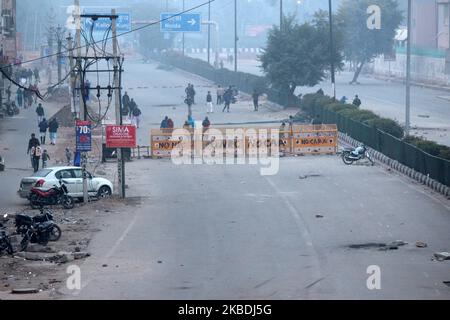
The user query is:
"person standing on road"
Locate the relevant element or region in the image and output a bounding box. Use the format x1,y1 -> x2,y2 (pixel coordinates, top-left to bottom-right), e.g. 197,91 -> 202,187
222,86 -> 232,113
252,89 -> 260,111
27,133 -> 40,169
16,88 -> 23,108
128,98 -> 137,120
122,92 -> 130,113
185,95 -> 194,117
48,118 -> 59,145
36,103 -> 44,125
206,91 -> 213,113
190,84 -> 196,104
160,116 -> 169,129
41,149 -> 50,168
33,67 -> 40,83
38,118 -> 48,145
202,116 -> 211,129
216,85 -> 224,105
352,95 -> 361,107
132,106 -> 142,128
167,118 -> 174,129
30,145 -> 42,172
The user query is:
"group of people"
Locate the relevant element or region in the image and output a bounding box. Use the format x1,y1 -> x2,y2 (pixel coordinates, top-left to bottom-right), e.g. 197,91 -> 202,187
160,115 -> 211,131
27,133 -> 50,173
340,94 -> 362,107
24,103 -> 59,173
122,92 -> 142,128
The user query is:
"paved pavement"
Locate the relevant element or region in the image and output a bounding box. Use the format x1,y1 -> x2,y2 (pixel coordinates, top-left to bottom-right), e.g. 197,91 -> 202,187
55,60 -> 450,299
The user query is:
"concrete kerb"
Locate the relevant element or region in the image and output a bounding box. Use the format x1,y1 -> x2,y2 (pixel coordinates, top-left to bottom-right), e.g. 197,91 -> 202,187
338,132 -> 449,198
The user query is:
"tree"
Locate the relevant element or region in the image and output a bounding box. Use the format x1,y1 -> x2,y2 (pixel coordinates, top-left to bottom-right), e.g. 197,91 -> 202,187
259,14 -> 343,101
337,0 -> 403,84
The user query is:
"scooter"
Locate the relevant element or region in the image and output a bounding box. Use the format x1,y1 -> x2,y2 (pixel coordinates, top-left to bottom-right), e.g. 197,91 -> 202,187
341,144 -> 374,165
28,180 -> 74,209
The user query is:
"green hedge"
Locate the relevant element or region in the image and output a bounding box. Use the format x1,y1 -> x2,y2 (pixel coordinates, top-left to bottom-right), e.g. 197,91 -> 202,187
404,136 -> 450,160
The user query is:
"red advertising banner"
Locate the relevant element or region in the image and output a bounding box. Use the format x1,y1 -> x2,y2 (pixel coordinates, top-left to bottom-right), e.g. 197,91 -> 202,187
106,125 -> 137,148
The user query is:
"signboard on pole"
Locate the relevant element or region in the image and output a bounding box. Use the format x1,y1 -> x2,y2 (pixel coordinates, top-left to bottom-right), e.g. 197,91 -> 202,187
83,13 -> 132,32
76,120 -> 92,152
160,13 -> 201,32
106,125 -> 137,148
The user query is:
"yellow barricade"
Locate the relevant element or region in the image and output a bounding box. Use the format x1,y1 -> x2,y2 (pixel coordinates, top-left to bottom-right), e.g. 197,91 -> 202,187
150,124 -> 338,158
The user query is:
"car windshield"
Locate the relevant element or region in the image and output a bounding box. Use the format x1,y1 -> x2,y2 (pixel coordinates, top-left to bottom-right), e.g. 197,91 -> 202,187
32,169 -> 52,177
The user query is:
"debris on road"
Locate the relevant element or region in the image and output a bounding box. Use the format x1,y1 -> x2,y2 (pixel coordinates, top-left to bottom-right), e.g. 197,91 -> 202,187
415,241 -> 428,248
11,288 -> 39,294
315,214 -> 324,218
434,252 -> 450,261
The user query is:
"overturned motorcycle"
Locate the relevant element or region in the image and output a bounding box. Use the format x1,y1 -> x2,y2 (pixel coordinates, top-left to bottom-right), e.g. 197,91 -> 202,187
341,144 -> 374,166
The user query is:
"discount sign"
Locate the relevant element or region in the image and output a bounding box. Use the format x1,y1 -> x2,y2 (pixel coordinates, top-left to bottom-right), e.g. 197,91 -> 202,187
76,120 -> 92,152
106,125 -> 137,148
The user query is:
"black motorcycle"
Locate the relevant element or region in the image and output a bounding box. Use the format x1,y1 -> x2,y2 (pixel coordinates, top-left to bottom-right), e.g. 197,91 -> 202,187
6,101 -> 20,117
19,220 -> 56,251
0,217 -> 13,256
342,144 -> 374,165
14,208 -> 61,242
28,181 -> 74,209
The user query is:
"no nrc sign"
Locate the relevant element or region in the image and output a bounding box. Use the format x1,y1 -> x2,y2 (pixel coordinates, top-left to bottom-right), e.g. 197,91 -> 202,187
106,125 -> 137,148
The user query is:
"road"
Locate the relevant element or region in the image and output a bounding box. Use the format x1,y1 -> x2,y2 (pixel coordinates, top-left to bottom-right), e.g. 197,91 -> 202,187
52,60 -> 450,299
189,54 -> 450,147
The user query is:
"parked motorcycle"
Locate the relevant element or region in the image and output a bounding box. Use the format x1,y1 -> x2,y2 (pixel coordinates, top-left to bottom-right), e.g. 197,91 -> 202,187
18,220 -> 56,251
0,214 -> 13,256
341,144 -> 374,166
14,208 -> 61,242
6,101 -> 19,117
28,181 -> 74,209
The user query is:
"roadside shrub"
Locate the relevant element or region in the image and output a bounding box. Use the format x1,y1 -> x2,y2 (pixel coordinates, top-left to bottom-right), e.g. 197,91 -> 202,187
404,136 -> 450,160
366,118 -> 404,138
338,109 -> 378,123
325,103 -> 357,113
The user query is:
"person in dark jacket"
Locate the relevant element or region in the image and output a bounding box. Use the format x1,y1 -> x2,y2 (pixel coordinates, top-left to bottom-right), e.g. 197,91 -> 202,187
16,88 -> 23,108
128,98 -> 137,119
48,118 -> 59,145
352,94 -> 362,107
222,86 -> 233,113
36,103 -> 44,125
160,116 -> 169,129
167,118 -> 174,129
252,89 -> 260,111
38,118 -> 48,145
27,133 -> 40,169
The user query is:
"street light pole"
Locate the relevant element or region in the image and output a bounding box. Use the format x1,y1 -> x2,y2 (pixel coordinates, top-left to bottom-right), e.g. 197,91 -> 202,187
207,0 -> 211,64
234,0 -> 237,72
182,0 -> 185,56
280,0 -> 283,31
328,0 -> 336,100
405,0 -> 412,136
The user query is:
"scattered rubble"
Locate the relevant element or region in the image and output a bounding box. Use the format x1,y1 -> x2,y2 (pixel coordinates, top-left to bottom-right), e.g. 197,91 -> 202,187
434,252 -> 450,261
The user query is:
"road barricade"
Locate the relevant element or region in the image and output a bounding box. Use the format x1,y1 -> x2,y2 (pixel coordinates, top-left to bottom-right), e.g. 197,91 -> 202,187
150,124 -> 338,158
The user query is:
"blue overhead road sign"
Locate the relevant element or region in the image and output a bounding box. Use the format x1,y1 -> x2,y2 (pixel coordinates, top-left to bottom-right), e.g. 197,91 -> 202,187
160,13 -> 201,32
83,13 -> 132,33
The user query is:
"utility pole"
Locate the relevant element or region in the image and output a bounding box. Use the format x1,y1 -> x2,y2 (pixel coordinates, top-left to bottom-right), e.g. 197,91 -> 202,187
405,0 -> 412,136
112,9 -> 125,199
234,0 -> 237,72
67,33 -> 75,116
328,0 -> 336,100
207,0 -> 211,64
74,0 -> 88,203
56,25 -> 63,83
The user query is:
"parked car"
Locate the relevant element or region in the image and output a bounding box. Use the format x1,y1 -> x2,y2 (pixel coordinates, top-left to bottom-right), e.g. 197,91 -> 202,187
18,166 -> 113,200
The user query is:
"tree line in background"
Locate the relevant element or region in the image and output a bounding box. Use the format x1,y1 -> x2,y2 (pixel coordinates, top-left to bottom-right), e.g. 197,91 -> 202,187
260,0 -> 403,95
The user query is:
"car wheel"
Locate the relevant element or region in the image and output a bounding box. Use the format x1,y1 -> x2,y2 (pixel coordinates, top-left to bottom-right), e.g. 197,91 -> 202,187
97,186 -> 112,198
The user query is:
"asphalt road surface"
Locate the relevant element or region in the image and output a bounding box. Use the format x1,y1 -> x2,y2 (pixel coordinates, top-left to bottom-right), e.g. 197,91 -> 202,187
57,60 -> 450,299
1,61 -> 450,299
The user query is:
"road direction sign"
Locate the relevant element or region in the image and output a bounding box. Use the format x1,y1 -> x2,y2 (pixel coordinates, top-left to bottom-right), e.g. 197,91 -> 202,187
160,13 -> 201,32
83,13 -> 132,33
